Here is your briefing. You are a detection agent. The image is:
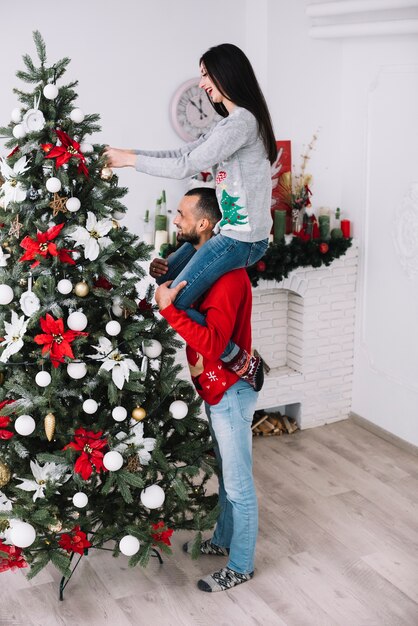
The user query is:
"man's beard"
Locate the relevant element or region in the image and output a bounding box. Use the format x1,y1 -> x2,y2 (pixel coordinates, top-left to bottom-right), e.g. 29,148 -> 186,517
177,230 -> 200,246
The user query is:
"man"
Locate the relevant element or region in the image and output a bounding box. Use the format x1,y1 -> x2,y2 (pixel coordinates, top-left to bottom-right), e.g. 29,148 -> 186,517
153,188 -> 258,593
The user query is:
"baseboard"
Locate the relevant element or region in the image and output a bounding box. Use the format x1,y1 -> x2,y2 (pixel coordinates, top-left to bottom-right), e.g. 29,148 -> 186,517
350,412 -> 418,457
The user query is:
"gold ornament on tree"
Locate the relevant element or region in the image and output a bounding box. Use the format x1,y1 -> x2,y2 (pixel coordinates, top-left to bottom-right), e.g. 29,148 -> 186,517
44,412 -> 56,441
0,460 -> 11,488
131,406 -> 146,421
74,281 -> 89,297
48,192 -> 68,217
8,215 -> 23,238
48,517 -> 63,533
126,455 -> 141,473
100,167 -> 113,181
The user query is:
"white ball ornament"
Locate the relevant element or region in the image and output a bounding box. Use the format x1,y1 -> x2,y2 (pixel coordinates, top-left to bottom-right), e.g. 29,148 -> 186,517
12,124 -> 26,139
70,108 -> 85,123
57,279 -> 73,295
72,492 -> 88,508
35,371 -> 51,387
143,340 -> 162,359
112,406 -> 127,422
169,400 -> 188,421
43,83 -> 59,100
46,177 -> 61,193
140,484 -> 165,509
10,522 -> 36,548
112,211 -> 125,221
0,284 -> 14,305
15,415 -> 36,436
67,311 -> 88,331
66,197 -> 81,213
103,451 -> 123,472
112,298 -> 124,318
11,108 -> 22,123
119,535 -> 140,556
80,142 -> 93,154
106,320 -> 121,336
67,362 -> 87,379
83,399 -> 98,414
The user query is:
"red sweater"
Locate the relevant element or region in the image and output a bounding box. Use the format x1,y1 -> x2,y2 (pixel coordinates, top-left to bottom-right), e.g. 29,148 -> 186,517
161,269 -> 252,405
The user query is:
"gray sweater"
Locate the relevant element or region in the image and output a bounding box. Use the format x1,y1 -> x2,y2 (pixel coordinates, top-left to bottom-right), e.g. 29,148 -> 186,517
134,107 -> 272,243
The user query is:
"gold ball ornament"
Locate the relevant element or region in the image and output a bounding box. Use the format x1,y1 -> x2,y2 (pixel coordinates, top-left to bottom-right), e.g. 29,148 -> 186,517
74,281 -> 90,297
48,518 -> 63,533
0,460 -> 11,488
100,167 -> 113,181
111,219 -> 120,229
44,412 -> 56,441
131,406 -> 146,421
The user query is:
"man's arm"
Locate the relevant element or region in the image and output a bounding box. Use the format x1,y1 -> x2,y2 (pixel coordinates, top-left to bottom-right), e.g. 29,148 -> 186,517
155,279 -> 242,362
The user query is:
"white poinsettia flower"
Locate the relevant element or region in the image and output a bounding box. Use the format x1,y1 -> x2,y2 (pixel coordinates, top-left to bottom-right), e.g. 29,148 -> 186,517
0,491 -> 12,512
88,336 -> 139,390
0,247 -> 10,267
69,211 -> 113,261
15,460 -> 71,502
114,424 -> 156,465
0,311 -> 29,363
0,155 -> 29,208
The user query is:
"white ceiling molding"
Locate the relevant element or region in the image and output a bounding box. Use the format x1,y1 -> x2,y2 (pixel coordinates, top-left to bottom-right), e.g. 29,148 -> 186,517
309,19 -> 418,38
307,0 -> 418,38
307,0 -> 418,18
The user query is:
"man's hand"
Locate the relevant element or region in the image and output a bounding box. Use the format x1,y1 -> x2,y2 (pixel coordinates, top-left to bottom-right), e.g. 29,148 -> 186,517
149,257 -> 169,279
103,147 -> 137,168
155,280 -> 187,311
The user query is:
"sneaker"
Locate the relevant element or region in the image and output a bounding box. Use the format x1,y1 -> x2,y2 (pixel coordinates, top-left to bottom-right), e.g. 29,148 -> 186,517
197,566 -> 254,592
183,538 -> 229,556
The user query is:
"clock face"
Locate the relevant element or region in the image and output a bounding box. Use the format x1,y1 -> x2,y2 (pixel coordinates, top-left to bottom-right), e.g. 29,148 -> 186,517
170,78 -> 219,142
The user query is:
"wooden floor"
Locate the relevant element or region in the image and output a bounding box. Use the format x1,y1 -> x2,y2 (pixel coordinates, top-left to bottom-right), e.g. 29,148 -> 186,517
2,419 -> 418,626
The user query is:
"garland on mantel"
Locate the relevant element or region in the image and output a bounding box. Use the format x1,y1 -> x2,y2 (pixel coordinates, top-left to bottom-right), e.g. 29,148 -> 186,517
246,237 -> 353,287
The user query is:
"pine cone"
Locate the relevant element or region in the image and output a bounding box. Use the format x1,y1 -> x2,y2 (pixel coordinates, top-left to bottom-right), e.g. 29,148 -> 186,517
126,455 -> 141,473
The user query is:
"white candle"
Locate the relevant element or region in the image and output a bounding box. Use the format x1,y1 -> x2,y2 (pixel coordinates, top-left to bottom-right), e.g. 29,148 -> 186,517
154,230 -> 168,254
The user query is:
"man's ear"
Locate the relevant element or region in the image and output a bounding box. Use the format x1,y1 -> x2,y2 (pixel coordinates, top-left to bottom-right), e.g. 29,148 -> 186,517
198,217 -> 211,232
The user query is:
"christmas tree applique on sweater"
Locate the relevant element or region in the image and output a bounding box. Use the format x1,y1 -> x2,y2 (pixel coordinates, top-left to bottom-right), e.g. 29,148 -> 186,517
219,189 -> 250,230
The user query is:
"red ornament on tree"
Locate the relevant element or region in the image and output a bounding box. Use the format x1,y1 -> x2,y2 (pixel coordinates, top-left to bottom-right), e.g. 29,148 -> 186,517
19,223 -> 75,268
93,276 -> 113,290
256,260 -> 266,272
42,129 -> 88,177
0,400 -> 14,440
63,428 -> 108,480
58,526 -> 91,555
319,243 -> 329,254
34,314 -> 88,367
0,540 -> 28,572
151,521 -> 174,546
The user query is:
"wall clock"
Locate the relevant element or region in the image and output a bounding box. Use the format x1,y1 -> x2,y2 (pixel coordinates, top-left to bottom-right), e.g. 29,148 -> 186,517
170,78 -> 219,142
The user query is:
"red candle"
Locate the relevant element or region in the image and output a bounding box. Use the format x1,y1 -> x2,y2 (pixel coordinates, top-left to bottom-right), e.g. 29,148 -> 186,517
341,219 -> 351,238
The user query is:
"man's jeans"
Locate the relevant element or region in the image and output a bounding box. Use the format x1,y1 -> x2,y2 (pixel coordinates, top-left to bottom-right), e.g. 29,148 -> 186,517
205,379 -> 259,574
156,234 -> 268,358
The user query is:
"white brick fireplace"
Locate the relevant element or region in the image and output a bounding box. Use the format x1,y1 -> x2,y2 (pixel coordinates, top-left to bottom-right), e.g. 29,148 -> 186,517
253,244 -> 359,429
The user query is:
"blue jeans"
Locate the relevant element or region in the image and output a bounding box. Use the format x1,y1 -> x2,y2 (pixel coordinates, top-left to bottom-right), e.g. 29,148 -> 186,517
157,235 -> 268,358
205,379 -> 258,574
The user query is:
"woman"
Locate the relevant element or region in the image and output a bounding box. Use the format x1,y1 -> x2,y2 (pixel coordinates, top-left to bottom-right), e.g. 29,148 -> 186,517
105,43 -> 277,389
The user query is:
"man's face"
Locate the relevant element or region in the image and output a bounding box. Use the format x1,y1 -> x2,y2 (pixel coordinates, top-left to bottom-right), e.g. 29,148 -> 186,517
173,196 -> 202,245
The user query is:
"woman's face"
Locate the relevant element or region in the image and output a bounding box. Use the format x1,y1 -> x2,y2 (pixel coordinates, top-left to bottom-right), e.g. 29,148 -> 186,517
199,63 -> 224,104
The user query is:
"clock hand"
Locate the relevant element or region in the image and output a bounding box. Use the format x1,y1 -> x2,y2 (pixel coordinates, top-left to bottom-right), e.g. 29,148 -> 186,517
190,99 -> 208,119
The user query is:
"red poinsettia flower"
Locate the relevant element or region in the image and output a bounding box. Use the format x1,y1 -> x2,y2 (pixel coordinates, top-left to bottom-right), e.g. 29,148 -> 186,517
63,428 -> 108,480
151,521 -> 173,546
94,276 -> 113,290
7,145 -> 20,159
0,400 -> 14,441
42,129 -> 89,177
19,223 -> 75,268
0,540 -> 28,572
58,526 -> 91,555
34,314 -> 88,368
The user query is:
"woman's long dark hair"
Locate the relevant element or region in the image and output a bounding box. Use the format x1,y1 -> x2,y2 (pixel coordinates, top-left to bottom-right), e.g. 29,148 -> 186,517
200,43 -> 277,164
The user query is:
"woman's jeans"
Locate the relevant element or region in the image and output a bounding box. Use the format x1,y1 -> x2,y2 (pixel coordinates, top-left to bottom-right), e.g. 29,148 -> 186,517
205,379 -> 259,574
156,234 -> 268,359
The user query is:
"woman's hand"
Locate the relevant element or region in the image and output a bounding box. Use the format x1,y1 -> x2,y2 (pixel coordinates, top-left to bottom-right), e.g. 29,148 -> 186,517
103,147 -> 137,168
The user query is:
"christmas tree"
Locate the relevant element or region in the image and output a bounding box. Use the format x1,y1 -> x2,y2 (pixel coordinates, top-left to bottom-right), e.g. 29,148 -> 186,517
0,32 -> 217,582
